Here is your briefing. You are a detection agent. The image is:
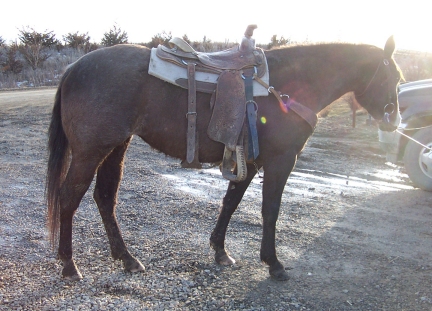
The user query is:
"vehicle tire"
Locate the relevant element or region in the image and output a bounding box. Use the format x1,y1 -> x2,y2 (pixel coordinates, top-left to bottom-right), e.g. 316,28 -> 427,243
403,126 -> 432,191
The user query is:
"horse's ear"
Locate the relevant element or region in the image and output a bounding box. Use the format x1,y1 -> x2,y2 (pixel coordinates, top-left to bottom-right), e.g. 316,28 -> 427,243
384,36 -> 395,58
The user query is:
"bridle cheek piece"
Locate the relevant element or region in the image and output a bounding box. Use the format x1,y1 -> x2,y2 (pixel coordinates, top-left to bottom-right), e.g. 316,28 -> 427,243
358,58 -> 397,125
382,59 -> 394,123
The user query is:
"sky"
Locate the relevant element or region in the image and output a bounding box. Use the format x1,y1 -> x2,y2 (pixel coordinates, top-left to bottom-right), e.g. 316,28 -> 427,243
1,0 -> 430,52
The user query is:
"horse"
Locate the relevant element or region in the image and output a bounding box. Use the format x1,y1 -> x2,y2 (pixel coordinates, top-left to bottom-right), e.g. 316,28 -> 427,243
46,36 -> 401,281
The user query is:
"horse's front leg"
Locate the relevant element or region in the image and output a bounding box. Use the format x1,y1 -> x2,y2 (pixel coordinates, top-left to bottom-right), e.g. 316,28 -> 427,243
210,163 -> 258,265
261,152 -> 296,281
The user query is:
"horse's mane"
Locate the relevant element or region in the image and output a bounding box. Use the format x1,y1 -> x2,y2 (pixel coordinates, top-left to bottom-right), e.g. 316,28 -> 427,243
262,41 -> 401,107
263,42 -> 390,83
269,42 -> 403,81
266,41 -> 376,50
265,42 -> 381,62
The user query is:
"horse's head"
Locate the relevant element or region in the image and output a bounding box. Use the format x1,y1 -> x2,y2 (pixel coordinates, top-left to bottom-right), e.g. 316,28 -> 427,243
354,36 -> 402,132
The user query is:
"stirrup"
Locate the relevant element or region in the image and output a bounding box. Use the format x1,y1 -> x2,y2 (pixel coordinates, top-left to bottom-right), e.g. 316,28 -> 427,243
221,145 -> 247,182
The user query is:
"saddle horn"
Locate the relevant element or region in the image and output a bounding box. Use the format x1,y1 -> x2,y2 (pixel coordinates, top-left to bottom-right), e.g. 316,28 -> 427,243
241,25 -> 257,52
244,24 -> 257,38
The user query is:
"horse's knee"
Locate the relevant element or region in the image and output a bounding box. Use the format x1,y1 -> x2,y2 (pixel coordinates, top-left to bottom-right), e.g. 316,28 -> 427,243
93,186 -> 103,206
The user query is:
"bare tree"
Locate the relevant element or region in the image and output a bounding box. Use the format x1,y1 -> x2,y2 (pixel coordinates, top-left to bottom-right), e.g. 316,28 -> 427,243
267,35 -> 291,49
1,43 -> 23,75
394,51 -> 432,81
101,25 -> 128,47
63,32 -> 97,53
146,31 -> 172,48
63,32 -> 90,48
17,27 -> 58,70
182,34 -> 191,44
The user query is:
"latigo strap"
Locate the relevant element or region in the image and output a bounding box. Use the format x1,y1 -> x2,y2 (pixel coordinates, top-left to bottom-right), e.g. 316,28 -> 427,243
186,63 -> 197,164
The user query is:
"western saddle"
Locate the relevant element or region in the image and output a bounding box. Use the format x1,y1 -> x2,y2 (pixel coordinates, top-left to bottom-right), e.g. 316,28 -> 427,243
152,25 -> 268,182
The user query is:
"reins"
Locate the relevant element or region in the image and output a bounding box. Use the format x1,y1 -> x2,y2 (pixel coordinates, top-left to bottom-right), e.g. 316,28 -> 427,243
357,58 -> 394,98
253,74 -> 318,130
395,127 -> 432,151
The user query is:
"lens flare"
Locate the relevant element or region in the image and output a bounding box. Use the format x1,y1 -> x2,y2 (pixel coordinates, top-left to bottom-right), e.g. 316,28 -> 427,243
260,116 -> 267,124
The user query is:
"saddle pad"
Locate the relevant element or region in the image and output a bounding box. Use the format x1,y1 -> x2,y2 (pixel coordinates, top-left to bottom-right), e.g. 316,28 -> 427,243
148,48 -> 270,97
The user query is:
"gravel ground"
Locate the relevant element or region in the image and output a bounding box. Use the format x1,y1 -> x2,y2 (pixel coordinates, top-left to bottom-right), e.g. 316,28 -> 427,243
0,89 -> 431,310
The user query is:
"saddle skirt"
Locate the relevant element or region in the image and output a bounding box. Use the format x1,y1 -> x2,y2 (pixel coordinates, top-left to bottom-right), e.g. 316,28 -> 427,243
148,45 -> 270,97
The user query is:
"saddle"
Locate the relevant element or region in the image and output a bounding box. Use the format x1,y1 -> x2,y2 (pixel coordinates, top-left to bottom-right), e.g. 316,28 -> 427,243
157,38 -> 267,75
149,25 -> 268,181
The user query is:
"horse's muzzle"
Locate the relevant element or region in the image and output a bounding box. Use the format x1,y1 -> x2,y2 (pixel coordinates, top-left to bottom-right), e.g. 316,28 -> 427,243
379,120 -> 398,132
378,106 -> 401,132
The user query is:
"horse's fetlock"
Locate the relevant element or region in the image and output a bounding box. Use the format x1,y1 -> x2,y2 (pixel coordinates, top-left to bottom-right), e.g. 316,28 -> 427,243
209,233 -> 224,250
112,251 -> 122,261
260,251 -> 276,267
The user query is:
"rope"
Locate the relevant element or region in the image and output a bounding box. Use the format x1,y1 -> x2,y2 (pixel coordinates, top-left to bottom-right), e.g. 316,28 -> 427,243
399,124 -> 432,131
395,129 -> 432,151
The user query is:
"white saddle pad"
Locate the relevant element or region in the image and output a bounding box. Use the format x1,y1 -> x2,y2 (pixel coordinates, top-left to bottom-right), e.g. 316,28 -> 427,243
148,48 -> 269,97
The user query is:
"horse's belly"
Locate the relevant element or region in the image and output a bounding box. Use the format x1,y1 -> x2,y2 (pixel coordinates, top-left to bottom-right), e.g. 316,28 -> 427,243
137,125 -> 224,164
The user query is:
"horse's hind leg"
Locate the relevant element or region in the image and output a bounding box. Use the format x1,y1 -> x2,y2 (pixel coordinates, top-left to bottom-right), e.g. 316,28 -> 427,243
58,155 -> 102,280
210,163 -> 258,265
93,137 -> 145,273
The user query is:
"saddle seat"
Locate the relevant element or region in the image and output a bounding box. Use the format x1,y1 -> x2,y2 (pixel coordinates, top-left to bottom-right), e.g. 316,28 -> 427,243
157,37 -> 266,75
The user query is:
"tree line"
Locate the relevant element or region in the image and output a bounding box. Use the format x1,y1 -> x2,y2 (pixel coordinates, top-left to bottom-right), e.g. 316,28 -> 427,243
0,25 -> 431,89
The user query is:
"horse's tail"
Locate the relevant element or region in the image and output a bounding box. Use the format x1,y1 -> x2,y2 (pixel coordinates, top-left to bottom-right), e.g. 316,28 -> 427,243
46,67 -> 72,248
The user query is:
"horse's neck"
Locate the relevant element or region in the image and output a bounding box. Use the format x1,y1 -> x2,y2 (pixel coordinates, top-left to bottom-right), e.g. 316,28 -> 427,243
266,45 -> 380,113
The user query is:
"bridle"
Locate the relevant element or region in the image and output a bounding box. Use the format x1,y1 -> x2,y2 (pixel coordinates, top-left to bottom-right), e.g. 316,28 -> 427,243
355,58 -> 397,124
358,59 -> 431,150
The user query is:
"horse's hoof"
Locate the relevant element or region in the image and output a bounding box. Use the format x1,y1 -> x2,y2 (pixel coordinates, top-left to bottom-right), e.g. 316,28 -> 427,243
269,266 -> 290,281
128,260 -> 145,273
122,253 -> 145,273
62,259 -> 83,281
215,250 -> 236,266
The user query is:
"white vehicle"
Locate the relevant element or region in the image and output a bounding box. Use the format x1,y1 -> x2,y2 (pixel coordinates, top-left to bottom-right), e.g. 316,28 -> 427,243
379,79 -> 432,191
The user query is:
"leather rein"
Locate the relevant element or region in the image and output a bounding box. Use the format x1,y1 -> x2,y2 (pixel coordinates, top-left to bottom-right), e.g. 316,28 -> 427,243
253,74 -> 318,130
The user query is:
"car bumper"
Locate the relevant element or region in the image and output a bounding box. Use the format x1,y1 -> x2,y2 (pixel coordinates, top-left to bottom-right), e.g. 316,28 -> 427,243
378,129 -> 402,163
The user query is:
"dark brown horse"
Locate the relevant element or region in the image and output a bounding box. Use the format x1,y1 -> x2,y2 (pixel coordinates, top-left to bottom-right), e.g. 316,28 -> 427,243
46,36 -> 401,281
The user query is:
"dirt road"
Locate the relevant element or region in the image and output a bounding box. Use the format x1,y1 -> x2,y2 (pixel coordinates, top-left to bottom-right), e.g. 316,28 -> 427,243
0,88 -> 431,310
